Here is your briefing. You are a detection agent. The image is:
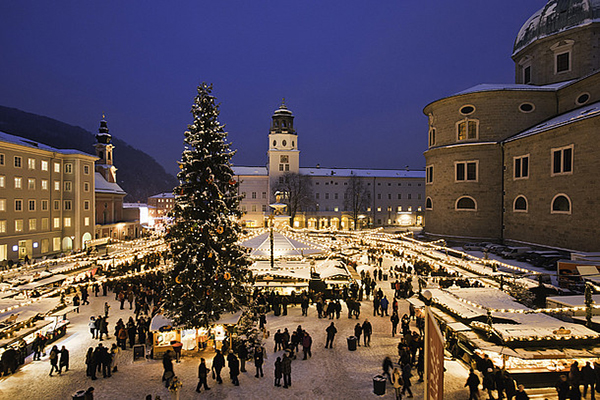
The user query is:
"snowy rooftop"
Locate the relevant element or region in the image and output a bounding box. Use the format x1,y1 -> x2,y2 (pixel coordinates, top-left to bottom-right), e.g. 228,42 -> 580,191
453,81 -> 571,97
95,172 -> 127,195
240,231 -> 325,257
148,192 -> 175,199
232,166 -> 268,176
299,167 -> 425,179
0,130 -> 96,158
250,259 -> 351,281
506,100 -> 600,142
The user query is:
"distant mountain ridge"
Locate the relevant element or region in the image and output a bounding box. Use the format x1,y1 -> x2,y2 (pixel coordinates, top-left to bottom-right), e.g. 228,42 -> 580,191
0,105 -> 178,202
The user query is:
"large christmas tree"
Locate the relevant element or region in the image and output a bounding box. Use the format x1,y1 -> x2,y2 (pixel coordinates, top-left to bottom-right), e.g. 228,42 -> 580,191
163,83 -> 252,328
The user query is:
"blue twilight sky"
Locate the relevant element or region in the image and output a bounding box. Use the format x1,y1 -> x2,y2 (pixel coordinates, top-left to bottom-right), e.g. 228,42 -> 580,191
0,1 -> 546,175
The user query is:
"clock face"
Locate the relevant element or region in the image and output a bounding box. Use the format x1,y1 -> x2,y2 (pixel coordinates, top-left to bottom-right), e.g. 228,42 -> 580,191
282,140 -> 287,147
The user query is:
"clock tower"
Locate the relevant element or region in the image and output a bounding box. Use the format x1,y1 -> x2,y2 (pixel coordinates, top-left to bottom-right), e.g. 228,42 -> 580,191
267,100 -> 300,197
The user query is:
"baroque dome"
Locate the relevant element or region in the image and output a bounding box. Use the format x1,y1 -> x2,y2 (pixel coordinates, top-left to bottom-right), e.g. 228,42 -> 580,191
513,0 -> 600,55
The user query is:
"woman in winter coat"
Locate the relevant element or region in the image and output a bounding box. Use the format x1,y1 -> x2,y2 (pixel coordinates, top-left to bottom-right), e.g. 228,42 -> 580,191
49,345 -> 60,376
274,356 -> 283,387
391,367 -> 403,400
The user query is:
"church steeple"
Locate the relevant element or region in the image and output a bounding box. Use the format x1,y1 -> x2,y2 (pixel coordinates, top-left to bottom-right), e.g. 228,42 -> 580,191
270,99 -> 295,135
94,116 -> 118,183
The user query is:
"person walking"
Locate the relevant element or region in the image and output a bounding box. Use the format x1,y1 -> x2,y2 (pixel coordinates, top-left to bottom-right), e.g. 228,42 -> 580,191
391,367 -> 404,400
254,346 -> 265,378
282,353 -> 292,388
227,351 -> 240,386
85,348 -> 96,380
195,358 -> 211,392
32,333 -> 43,361
354,323 -> 363,346
48,345 -> 60,376
118,325 -> 127,350
401,362 -> 413,398
390,311 -> 400,337
325,322 -> 337,349
162,350 -> 174,388
362,319 -> 372,346
104,302 -> 110,318
465,368 -> 480,400
237,342 -> 248,373
212,349 -> 225,384
582,361 -> 596,399
59,346 -> 69,373
89,317 -> 97,339
383,356 -> 393,383
302,331 -> 312,360
274,356 -> 283,387
380,295 -> 389,316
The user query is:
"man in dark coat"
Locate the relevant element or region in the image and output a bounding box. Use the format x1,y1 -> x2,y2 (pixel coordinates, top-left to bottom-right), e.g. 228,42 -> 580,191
556,374 -> 570,400
400,362 -> 413,398
274,356 -> 283,387
582,361 -> 596,399
162,350 -> 174,388
254,346 -> 265,378
325,322 -> 337,349
212,349 -> 225,384
465,368 -> 480,400
237,343 -> 248,373
302,332 -> 312,360
354,323 -> 363,346
195,358 -> 210,392
49,345 -> 60,376
59,346 -> 69,373
282,353 -> 292,388
362,319 -> 373,346
227,351 -> 240,386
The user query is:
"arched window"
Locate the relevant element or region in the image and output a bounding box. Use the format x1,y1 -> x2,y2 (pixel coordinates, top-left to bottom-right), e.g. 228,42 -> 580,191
513,196 -> 528,212
456,196 -> 477,211
425,197 -> 433,210
551,194 -> 571,214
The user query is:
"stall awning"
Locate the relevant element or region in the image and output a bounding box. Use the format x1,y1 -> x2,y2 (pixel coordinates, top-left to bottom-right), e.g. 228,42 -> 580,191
406,296 -> 425,308
150,314 -> 173,332
48,306 -> 80,317
18,274 -> 68,290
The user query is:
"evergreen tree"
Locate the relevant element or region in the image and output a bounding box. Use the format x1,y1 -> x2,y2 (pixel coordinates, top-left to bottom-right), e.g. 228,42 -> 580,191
164,83 -> 252,328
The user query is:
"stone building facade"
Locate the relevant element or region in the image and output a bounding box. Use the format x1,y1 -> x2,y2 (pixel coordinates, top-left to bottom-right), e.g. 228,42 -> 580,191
234,102 -> 425,229
423,0 -> 600,252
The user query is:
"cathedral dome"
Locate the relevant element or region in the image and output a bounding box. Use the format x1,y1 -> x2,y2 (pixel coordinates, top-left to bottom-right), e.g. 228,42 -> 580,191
513,0 -> 600,55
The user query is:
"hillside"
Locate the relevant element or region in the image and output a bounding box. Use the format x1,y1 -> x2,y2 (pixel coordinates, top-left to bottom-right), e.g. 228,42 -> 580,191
0,105 -> 178,202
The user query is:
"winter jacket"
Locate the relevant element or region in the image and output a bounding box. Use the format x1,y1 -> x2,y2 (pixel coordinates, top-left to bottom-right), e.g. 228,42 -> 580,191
212,352 -> 225,370
282,356 -> 292,375
274,359 -> 283,378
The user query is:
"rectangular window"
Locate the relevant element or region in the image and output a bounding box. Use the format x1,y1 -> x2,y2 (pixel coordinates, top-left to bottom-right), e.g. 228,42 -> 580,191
83,165 -> 90,174
14,177 -> 22,189
41,160 -> 48,171
397,206 -> 402,212
551,145 -> 573,176
64,200 -> 72,210
426,165 -> 434,184
285,164 -> 289,171
251,205 -> 257,212
251,192 -> 257,199
14,156 -> 22,168
279,164 -> 284,171
84,217 -> 90,226
29,219 -> 36,231
0,154 -> 4,166
262,205 -> 267,212
41,179 -> 48,190
84,200 -> 90,210
64,217 -> 72,227
0,199 -> 5,212
53,217 -> 60,228
377,207 -> 381,212
54,200 -> 60,210
65,163 -> 72,174
54,163 -> 60,173
408,194 -> 412,200
54,181 -> 60,191
28,178 -> 35,190
84,182 -> 90,192
455,161 -> 478,182
28,158 -> 35,169
262,192 -> 267,199
0,220 -> 6,233
53,237 -> 61,251
64,181 -> 72,191
514,155 -> 529,179
457,120 -> 478,141
41,200 -> 48,211
15,199 -> 23,211
556,52 -> 570,73
41,238 -> 49,253
524,66 -> 531,84
0,175 -> 4,188
325,193 -> 329,200
316,193 -> 320,199
397,194 -> 401,199
335,193 -> 339,200
28,200 -> 35,211
15,219 -> 23,232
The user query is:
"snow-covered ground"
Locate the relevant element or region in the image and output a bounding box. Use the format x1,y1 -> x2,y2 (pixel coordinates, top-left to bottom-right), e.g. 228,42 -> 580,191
0,252 -> 559,399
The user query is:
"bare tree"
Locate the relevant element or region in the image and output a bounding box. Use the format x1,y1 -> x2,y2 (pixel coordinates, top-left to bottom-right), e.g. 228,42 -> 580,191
344,173 -> 369,230
273,172 -> 314,225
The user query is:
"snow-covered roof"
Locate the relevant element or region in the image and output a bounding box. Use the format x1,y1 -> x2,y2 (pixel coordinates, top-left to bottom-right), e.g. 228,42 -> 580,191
299,167 -> 425,179
148,192 -> 175,199
0,130 -> 96,158
95,172 -> 127,195
232,166 -> 268,176
513,0 -> 600,55
505,100 -> 600,142
453,81 -> 571,97
240,231 -> 325,257
123,203 -> 148,208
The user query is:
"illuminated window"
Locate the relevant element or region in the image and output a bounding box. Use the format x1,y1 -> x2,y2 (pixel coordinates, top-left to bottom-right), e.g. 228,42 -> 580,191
28,178 -> 35,190
0,220 -> 6,233
456,119 -> 478,141
15,219 -> 23,232
28,158 -> 35,169
29,219 -> 36,231
54,181 -> 60,191
64,217 -> 72,227
84,217 -> 90,226
42,179 -> 48,190
42,218 -> 49,230
14,177 -> 22,189
0,175 -> 4,188
53,217 -> 60,228
41,160 -> 48,171
53,237 -> 61,251
54,163 -> 60,173
0,199 -> 5,212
